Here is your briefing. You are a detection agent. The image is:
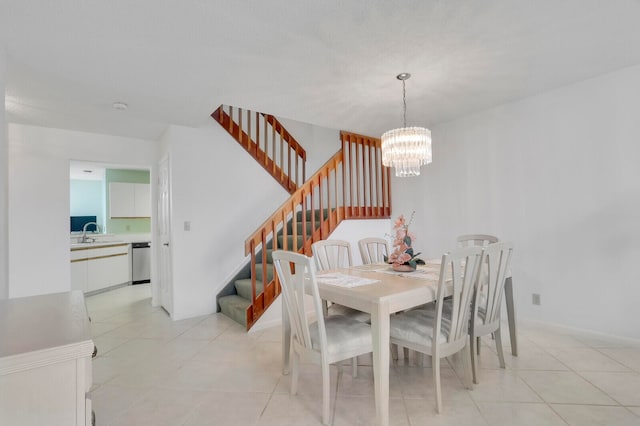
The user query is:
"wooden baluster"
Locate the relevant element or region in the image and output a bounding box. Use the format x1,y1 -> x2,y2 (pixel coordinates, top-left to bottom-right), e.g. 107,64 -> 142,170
238,108 -> 244,145
374,142 -> 380,216
295,148 -> 299,187
261,230 -> 267,297
292,199 -> 298,251
282,208 -> 288,250
280,129 -> 284,185
302,154 -> 306,185
247,109 -> 252,153
263,114 -> 268,161
254,112 -> 264,160
272,121 -> 276,176
228,106 -> 233,133
250,241 -> 257,304
287,139 -> 292,189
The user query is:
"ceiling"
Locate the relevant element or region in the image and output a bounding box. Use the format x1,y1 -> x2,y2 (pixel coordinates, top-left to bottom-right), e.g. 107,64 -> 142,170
3,1 -> 640,140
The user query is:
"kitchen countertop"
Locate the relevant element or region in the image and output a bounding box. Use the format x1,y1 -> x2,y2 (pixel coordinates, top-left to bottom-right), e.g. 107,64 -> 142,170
70,241 -> 128,249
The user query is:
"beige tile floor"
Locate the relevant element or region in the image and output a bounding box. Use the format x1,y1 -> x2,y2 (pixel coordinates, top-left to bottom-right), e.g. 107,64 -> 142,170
87,285 -> 640,425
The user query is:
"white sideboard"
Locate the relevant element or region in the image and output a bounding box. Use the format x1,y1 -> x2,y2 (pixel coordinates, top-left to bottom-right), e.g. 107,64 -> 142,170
0,291 -> 94,425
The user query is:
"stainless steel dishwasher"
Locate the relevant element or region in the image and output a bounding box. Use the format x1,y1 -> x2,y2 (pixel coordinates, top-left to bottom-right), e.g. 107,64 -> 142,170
131,242 -> 151,284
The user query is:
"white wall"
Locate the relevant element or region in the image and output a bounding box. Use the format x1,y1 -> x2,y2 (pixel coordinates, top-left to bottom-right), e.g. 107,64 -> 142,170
161,123 -> 289,319
162,117 -> 343,320
8,124 -> 159,298
393,64 -> 640,339
0,47 -> 7,299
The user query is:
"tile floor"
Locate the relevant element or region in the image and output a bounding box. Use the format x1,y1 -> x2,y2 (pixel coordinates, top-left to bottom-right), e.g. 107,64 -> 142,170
87,285 -> 640,425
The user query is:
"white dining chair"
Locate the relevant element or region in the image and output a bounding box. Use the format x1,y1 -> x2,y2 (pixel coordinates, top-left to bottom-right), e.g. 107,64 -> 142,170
456,234 -> 499,247
469,241 -> 513,384
272,250 -> 373,425
358,237 -> 389,264
312,239 -> 353,270
311,239 -> 370,321
389,246 -> 483,413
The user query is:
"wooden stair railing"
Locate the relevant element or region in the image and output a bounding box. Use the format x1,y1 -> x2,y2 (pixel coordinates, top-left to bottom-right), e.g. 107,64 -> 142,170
242,131 -> 391,329
212,105 -> 306,194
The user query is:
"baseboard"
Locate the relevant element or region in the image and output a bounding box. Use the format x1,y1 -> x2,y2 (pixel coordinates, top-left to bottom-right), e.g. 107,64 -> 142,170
518,317 -> 640,345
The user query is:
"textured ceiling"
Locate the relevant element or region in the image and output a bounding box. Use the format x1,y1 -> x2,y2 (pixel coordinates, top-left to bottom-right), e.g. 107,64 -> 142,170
3,1 -> 640,140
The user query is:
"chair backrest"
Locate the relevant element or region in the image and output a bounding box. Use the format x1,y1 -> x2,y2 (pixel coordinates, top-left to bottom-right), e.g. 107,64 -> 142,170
456,234 -> 499,247
358,237 -> 389,264
311,239 -> 353,271
272,250 -> 327,354
472,242 -> 513,327
435,246 -> 484,347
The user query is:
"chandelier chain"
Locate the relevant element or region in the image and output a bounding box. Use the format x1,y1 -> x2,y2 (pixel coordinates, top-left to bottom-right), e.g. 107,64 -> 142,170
402,79 -> 407,128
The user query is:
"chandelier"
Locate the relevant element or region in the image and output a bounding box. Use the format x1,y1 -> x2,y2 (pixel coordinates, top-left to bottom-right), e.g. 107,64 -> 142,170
381,73 -> 432,177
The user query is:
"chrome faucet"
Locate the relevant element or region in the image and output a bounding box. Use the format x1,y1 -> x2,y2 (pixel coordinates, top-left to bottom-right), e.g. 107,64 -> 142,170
81,222 -> 100,243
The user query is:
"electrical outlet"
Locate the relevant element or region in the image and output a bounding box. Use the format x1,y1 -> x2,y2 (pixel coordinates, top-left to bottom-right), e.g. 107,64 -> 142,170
532,293 -> 541,305
184,221 -> 191,231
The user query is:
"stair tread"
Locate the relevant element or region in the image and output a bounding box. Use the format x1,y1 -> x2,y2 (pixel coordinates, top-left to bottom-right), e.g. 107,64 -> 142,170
218,295 -> 250,326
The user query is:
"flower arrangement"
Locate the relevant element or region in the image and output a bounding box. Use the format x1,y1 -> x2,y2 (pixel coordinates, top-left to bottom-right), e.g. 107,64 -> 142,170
385,211 -> 425,270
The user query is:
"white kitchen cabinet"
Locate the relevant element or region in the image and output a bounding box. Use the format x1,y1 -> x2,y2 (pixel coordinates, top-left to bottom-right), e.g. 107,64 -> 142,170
134,183 -> 151,217
0,291 -> 94,426
109,182 -> 151,218
71,243 -> 130,293
71,260 -> 88,293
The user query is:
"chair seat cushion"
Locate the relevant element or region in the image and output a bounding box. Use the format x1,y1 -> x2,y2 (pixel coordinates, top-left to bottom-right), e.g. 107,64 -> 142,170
389,309 -> 450,345
309,315 -> 372,356
328,304 -> 371,323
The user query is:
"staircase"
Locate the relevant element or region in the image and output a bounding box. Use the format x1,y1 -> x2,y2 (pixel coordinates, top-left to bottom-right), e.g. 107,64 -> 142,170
213,105 -> 391,329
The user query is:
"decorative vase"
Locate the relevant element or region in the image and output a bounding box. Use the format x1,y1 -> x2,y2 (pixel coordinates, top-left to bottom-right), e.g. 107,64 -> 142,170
392,263 -> 416,272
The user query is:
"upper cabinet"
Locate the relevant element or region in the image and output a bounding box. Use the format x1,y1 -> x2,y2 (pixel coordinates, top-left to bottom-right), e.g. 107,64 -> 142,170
109,183 -> 151,218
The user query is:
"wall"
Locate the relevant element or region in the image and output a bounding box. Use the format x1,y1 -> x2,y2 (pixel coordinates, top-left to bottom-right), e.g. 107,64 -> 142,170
162,117 -> 341,320
105,169 -> 151,234
8,124 -> 159,299
0,47 -> 7,299
392,64 -> 640,339
70,179 -> 105,230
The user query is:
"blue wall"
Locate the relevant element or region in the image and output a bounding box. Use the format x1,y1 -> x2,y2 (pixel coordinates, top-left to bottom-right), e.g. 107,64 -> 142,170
70,179 -> 105,232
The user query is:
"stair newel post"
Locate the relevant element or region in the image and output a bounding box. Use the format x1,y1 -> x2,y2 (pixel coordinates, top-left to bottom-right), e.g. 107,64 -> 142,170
374,141 -> 380,217
317,174 -> 325,239
291,198 -> 298,252
300,190 -> 307,252
341,137 -> 347,219
356,135 -> 362,217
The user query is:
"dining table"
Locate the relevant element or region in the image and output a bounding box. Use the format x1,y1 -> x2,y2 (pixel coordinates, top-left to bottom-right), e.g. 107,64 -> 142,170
281,260 -> 517,426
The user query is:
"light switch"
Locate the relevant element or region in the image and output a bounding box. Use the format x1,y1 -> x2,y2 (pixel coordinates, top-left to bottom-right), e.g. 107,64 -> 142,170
184,221 -> 191,231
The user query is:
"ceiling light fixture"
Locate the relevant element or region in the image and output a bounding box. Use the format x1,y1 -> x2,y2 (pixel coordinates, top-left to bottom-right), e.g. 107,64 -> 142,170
112,101 -> 128,111
381,73 -> 432,177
